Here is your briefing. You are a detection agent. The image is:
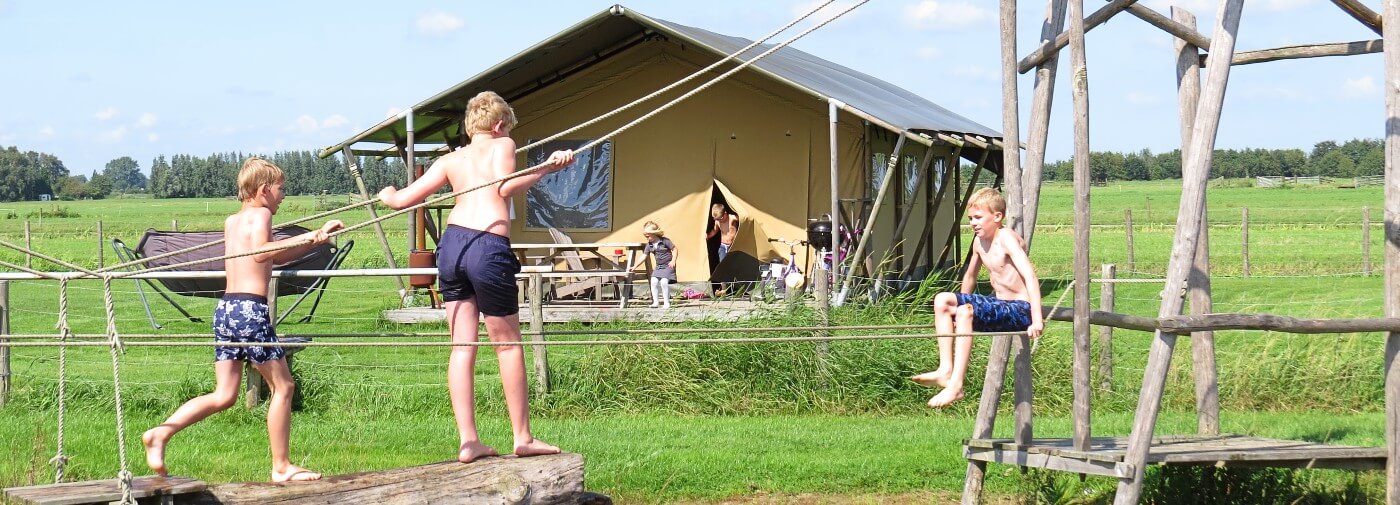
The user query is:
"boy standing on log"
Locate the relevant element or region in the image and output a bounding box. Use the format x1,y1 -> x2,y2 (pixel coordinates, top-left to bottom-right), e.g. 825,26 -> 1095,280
143,157 -> 341,481
911,187 -> 1043,407
378,91 -> 574,463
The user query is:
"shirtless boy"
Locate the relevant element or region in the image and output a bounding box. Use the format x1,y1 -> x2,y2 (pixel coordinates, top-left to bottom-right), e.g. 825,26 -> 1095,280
378,91 -> 574,463
911,187 -> 1044,408
143,157 -> 340,482
706,203 -> 739,261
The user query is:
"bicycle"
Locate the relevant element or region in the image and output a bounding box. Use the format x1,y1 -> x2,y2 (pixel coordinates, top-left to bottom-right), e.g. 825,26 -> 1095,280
764,237 -> 808,297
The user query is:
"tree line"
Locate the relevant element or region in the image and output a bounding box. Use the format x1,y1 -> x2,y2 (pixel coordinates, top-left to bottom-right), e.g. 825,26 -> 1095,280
1040,138 -> 1384,182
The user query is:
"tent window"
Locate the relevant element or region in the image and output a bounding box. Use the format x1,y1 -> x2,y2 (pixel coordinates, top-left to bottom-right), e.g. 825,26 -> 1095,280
933,158 -> 946,193
524,139 -> 613,231
902,155 -> 920,202
869,152 -> 888,197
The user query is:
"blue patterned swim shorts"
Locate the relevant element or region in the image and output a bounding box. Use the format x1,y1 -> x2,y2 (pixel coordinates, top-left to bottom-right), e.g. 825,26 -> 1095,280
955,293 -> 1032,333
213,293 -> 285,364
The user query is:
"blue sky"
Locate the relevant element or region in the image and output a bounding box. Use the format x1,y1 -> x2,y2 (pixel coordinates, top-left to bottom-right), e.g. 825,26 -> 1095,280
0,0 -> 1387,176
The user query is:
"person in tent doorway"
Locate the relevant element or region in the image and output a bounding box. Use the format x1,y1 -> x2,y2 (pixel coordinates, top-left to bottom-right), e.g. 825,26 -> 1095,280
643,221 -> 677,308
143,157 -> 341,482
377,91 -> 575,463
911,187 -> 1044,408
706,202 -> 739,262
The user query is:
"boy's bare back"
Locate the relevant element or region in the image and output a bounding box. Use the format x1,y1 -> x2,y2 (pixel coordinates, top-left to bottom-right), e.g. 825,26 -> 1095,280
440,136 -> 517,237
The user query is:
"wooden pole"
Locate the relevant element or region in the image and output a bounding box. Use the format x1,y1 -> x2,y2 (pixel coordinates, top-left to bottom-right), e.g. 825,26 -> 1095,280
815,268 -> 829,383
246,279 -> 278,410
23,221 -> 30,269
0,280 -> 8,407
97,220 -> 104,269
1001,0 -> 1024,233
171,219 -> 177,231
1116,2 -> 1244,502
1365,206 -> 1373,276
1381,0 -> 1400,500
1241,207 -> 1250,277
1125,209 -> 1134,272
837,133 -> 907,298
529,273 -> 549,394
341,148 -> 409,298
961,334 -> 1015,504
1098,264 -> 1114,392
1332,0 -> 1383,34
1021,0 -> 1070,248
1228,40 -> 1382,66
1067,0 -> 1093,452
1017,0 -> 1138,73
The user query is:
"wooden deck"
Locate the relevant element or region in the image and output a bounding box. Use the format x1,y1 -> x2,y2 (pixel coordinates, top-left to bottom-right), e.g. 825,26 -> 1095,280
384,299 -> 791,324
3,476 -> 206,505
964,435 -> 1385,478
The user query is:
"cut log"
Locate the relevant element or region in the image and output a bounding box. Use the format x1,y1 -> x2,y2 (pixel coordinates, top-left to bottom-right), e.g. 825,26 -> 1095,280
3,476 -> 206,505
187,454 -> 597,505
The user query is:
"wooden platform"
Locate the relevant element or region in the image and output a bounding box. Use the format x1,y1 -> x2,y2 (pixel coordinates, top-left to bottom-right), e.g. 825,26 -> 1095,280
964,435 -> 1385,478
3,476 -> 206,505
384,299 -> 783,324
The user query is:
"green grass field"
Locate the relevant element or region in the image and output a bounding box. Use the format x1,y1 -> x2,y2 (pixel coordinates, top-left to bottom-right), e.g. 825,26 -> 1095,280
0,180 -> 1392,503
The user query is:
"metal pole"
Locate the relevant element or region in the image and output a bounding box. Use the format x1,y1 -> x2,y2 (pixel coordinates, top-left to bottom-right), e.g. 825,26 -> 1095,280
342,148 -> 408,297
406,109 -> 418,263
829,100 -> 842,300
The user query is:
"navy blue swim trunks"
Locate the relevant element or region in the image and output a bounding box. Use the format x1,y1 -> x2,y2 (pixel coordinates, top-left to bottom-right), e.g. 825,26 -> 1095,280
213,293 -> 285,364
436,225 -> 521,317
955,293 -> 1032,333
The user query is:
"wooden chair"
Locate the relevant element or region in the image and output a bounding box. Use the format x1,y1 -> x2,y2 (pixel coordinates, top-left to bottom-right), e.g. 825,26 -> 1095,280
547,227 -> 609,300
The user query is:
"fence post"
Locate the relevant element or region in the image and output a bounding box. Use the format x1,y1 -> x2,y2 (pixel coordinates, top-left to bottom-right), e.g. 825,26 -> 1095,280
171,219 -> 178,232
0,280 -> 9,407
529,273 -> 549,394
97,220 -> 104,269
1241,207 -> 1249,277
1124,209 -> 1134,273
23,221 -> 31,269
1365,206 -> 1373,277
815,269 -> 829,388
1098,264 -> 1114,392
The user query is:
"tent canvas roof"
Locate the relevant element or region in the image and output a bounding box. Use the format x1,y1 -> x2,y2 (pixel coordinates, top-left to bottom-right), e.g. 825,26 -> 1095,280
319,4 -> 1002,158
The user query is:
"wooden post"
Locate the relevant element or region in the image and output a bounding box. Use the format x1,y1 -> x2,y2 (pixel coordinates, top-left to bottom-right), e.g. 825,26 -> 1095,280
1241,207 -> 1250,277
1019,0 -> 1069,249
961,333 -> 1015,504
97,220 -> 104,268
1381,0 -> 1400,500
1067,0 -> 1093,452
1098,264 -> 1114,391
1000,0 -> 1023,232
23,221 -> 30,269
0,280 -> 8,407
815,268 -> 829,386
342,148 -> 408,298
1124,209 -> 1134,272
1364,206 -> 1373,276
171,218 -> 177,231
529,273 -> 549,394
1116,2 -> 1244,503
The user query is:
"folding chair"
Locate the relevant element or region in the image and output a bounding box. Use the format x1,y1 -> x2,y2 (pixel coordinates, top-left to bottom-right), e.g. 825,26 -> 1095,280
111,226 -> 354,330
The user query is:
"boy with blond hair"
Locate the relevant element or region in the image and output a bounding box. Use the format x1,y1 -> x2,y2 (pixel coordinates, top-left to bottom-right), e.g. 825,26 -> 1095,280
379,91 -> 574,463
143,157 -> 341,481
911,187 -> 1043,408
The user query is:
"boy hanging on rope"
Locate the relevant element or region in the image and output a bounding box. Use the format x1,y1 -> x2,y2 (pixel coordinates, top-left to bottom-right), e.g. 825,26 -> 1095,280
911,187 -> 1043,408
378,91 -> 574,463
143,158 -> 341,481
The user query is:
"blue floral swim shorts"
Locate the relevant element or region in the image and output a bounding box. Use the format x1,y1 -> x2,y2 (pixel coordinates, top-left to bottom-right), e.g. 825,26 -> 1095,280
954,293 -> 1032,333
213,293 -> 285,364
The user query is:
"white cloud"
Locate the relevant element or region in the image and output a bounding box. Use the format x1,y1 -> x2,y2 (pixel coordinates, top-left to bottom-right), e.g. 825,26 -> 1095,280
95,107 -> 118,121
417,11 -> 464,35
38,126 -> 55,137
903,1 -> 991,30
292,114 -> 318,134
1343,75 -> 1377,98
98,126 -> 128,143
916,46 -> 943,60
321,114 -> 349,129
137,113 -> 158,128
146,133 -> 160,142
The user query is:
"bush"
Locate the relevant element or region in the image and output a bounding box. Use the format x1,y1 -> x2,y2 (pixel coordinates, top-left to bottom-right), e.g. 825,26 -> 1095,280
24,206 -> 80,219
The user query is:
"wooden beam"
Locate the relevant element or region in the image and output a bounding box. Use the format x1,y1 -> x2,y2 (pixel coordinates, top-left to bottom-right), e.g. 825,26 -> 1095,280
1159,314 -> 1400,334
190,454 -> 592,504
1116,2 -> 1244,502
1001,0 -> 1024,233
1385,0 -> 1400,500
1021,0 -> 1070,248
961,329 -> 1015,504
1018,0 -> 1138,73
1068,0 -> 1094,452
1124,3 -> 1212,51
1222,39 -> 1382,66
1331,0 -> 1383,35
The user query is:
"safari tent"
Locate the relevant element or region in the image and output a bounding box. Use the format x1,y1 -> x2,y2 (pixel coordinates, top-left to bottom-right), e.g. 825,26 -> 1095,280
320,4 -> 1004,287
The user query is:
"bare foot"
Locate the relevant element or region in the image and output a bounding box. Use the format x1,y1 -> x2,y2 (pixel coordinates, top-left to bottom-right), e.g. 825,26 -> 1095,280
142,427 -> 169,476
909,370 -> 950,388
271,465 -> 322,482
927,386 -> 965,408
514,438 -> 561,458
458,441 -> 499,463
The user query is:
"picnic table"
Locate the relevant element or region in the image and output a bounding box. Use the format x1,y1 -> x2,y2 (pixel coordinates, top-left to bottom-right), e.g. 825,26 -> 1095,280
510,242 -> 647,307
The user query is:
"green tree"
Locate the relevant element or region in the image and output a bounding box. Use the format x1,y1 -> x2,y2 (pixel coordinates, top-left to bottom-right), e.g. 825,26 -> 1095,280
103,156 -> 145,192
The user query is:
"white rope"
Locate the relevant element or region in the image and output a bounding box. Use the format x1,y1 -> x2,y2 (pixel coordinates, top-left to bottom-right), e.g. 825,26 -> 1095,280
48,278 -> 70,483
100,276 -> 136,505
